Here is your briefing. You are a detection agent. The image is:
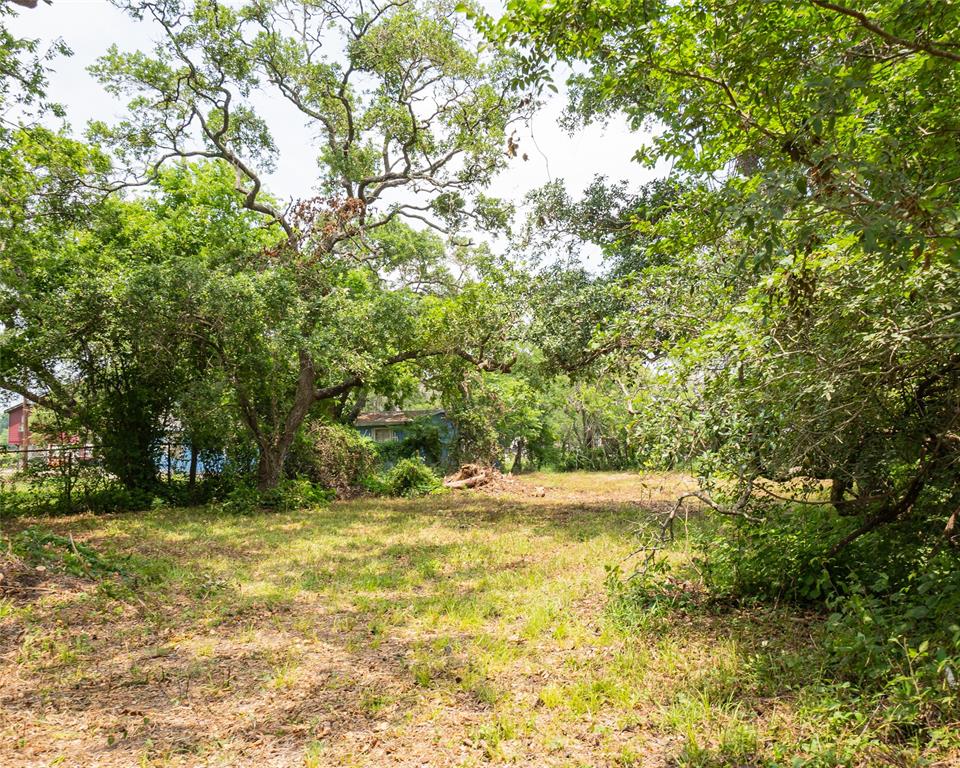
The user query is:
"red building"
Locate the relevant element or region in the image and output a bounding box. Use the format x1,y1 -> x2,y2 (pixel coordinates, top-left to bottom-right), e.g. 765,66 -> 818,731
6,401 -> 30,449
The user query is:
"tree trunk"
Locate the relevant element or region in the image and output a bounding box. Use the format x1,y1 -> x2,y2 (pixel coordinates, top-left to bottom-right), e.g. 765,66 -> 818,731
830,474 -> 852,514
256,445 -> 286,491
254,349 -> 318,492
345,389 -> 368,425
511,438 -> 524,474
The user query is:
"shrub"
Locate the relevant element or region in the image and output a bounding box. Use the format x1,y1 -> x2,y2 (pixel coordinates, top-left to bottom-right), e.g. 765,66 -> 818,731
359,473 -> 389,496
261,478 -> 334,511
614,504 -> 960,748
220,478 -> 332,514
691,507 -> 845,603
82,485 -> 156,514
375,416 -> 446,467
383,457 -> 443,498
285,422 -> 378,494
219,483 -> 262,515
0,460 -> 158,517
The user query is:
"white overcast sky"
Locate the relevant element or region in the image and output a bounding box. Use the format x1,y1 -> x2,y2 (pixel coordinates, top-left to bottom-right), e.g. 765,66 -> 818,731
7,0 -> 663,253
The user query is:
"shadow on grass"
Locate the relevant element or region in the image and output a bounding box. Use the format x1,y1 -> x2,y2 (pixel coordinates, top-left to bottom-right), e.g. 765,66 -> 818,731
1,491 -> 643,765
1,572 -> 495,765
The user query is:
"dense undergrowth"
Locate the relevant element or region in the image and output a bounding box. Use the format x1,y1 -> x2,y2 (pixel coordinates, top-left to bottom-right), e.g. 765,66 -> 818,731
609,507 -> 960,765
0,424 -> 449,519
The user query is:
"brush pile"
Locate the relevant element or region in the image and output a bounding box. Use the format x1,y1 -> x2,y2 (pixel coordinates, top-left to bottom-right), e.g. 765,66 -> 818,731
443,464 -> 546,497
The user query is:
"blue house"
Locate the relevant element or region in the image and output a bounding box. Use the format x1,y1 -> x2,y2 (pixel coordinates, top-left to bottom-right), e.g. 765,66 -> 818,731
354,409 -> 454,465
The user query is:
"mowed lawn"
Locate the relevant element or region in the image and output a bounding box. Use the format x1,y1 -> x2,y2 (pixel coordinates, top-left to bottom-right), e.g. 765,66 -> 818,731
1,472 -> 947,767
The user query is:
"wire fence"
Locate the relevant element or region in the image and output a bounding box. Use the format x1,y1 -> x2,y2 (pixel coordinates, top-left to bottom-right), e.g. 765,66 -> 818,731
0,443 -> 213,479
0,443 -> 222,514
1,444 -> 92,474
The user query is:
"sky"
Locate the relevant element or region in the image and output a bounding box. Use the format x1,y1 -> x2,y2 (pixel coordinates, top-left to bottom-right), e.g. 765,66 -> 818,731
7,1 -> 662,223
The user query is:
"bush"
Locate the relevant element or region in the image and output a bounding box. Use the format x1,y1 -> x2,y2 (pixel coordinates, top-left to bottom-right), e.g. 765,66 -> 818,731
285,421 -> 378,494
0,460 -> 158,517
261,478 -> 333,511
375,416 -> 446,467
382,457 -> 443,498
692,507 -> 845,603
81,485 -> 156,514
358,473 -> 389,496
0,439 -> 265,518
220,478 -> 332,514
219,483 -> 262,515
615,504 -> 960,748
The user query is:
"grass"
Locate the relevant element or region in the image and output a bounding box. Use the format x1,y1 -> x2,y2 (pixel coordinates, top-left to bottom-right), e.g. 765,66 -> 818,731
0,472 -> 957,767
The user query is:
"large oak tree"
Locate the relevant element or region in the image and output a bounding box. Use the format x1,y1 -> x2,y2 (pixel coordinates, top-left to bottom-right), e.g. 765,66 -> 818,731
91,0 -> 527,488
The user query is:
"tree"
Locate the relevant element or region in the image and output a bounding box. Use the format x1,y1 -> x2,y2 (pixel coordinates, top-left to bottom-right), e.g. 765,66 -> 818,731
486,0 -> 960,554
0,4 -> 103,427
0,1 -> 67,121
91,0 -> 526,489
0,159 -> 266,489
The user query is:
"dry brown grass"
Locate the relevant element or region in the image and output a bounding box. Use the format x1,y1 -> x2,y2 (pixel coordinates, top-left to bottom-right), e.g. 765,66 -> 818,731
0,472 -> 956,767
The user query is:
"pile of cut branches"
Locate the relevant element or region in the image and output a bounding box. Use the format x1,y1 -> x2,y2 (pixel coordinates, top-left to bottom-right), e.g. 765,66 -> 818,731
443,464 -> 546,497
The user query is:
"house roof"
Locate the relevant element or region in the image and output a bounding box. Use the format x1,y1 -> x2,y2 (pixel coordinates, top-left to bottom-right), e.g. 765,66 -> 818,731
354,409 -> 444,428
4,401 -> 27,414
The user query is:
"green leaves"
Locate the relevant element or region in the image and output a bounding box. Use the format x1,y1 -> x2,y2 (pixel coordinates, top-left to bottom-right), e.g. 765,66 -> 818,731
94,0 -> 526,243
493,0 -> 960,571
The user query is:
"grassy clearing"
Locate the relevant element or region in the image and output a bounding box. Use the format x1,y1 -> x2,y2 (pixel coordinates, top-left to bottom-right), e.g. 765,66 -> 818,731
0,473 -> 956,767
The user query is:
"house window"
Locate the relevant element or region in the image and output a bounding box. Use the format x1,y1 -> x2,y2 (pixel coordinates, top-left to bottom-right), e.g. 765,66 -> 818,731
373,427 -> 397,443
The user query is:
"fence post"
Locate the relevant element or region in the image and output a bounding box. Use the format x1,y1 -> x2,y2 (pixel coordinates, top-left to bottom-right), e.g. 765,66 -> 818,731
188,442 -> 198,495
65,451 -> 72,511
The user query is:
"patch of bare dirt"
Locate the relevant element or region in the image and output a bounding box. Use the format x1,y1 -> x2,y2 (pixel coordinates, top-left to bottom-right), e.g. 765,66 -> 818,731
0,552 -> 86,604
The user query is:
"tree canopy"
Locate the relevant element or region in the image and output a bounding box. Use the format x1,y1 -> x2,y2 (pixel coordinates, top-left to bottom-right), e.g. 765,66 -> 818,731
1,0 -> 957,575
480,0 -> 960,556
32,0 -> 531,489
